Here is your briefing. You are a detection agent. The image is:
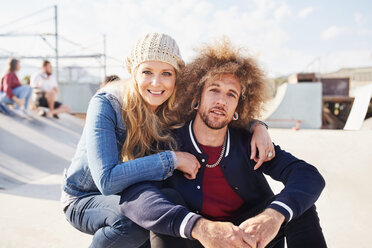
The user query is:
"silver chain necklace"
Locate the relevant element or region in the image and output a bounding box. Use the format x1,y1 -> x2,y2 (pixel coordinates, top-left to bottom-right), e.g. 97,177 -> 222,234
205,135 -> 227,168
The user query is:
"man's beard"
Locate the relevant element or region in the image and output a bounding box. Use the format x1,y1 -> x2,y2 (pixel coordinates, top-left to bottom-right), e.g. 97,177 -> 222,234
46,72 -> 52,76
199,109 -> 230,130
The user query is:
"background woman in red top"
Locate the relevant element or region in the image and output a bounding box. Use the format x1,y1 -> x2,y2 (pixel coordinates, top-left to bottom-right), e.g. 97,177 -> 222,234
0,58 -> 32,117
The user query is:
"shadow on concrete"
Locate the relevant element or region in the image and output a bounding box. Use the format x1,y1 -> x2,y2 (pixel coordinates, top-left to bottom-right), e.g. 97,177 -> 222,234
18,114 -> 82,146
0,183 -> 63,201
0,128 -> 71,190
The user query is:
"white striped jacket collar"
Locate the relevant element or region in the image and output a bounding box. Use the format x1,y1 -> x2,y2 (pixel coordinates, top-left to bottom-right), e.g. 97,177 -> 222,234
188,120 -> 230,157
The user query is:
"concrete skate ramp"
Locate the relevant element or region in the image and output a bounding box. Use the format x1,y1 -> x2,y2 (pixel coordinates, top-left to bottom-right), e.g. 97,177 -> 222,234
262,83 -> 322,129
344,84 -> 372,131
0,112 -> 92,247
361,117 -> 372,130
0,112 -> 84,190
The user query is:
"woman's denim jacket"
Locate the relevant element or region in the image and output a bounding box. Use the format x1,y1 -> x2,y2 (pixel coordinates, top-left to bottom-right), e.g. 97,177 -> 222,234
62,85 -> 176,197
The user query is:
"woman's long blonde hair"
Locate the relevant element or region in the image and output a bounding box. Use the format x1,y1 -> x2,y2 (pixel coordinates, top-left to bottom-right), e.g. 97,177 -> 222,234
120,75 -> 179,162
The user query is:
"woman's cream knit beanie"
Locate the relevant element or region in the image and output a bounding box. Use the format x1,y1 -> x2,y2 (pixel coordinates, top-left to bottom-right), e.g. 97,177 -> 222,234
125,33 -> 185,75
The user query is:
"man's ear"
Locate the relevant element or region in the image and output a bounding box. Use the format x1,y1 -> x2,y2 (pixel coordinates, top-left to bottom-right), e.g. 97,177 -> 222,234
193,102 -> 199,110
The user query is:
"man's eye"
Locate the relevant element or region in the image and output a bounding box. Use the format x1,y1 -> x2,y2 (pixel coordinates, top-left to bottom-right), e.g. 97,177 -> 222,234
210,89 -> 218,92
228,93 -> 236,98
162,72 -> 172,76
142,71 -> 152,75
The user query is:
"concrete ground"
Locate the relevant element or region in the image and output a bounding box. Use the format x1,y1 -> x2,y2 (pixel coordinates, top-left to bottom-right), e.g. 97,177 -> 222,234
267,128 -> 372,248
0,111 -> 371,247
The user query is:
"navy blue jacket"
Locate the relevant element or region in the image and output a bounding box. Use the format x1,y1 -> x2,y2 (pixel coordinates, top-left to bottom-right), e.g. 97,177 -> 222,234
120,120 -> 326,240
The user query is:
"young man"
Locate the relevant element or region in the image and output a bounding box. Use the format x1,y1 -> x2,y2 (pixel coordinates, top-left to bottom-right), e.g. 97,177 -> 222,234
119,41 -> 327,248
30,60 -> 71,118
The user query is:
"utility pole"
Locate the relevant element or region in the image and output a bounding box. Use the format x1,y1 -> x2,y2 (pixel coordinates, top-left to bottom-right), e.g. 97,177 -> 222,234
54,5 -> 59,83
103,34 -> 107,79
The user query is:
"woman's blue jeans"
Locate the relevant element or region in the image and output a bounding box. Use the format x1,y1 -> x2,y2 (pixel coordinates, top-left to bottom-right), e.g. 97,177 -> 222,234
64,194 -> 149,248
0,85 -> 32,109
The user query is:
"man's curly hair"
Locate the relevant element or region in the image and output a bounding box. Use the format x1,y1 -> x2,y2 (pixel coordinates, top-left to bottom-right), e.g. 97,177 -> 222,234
174,38 -> 270,129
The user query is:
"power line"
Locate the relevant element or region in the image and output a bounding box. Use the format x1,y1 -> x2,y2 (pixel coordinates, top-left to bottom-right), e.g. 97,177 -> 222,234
0,48 -> 13,54
40,35 -> 56,51
63,40 -> 103,54
0,54 -> 103,60
3,17 -> 54,35
58,35 -> 123,64
58,35 -> 94,52
0,33 -> 55,37
0,5 -> 54,29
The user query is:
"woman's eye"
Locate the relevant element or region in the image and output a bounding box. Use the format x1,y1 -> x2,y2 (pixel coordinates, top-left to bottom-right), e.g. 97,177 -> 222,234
162,72 -> 172,76
142,71 -> 152,75
228,93 -> 236,98
210,88 -> 218,92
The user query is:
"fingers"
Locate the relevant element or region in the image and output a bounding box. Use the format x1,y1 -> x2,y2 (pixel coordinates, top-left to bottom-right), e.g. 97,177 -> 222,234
231,234 -> 253,248
184,173 -> 193,180
253,158 -> 264,170
239,222 -> 247,230
241,233 -> 256,248
250,140 -> 256,160
263,144 -> 275,162
254,142 -> 276,170
191,158 -> 200,179
235,228 -> 256,248
195,159 -> 201,169
185,159 -> 200,180
257,242 -> 266,248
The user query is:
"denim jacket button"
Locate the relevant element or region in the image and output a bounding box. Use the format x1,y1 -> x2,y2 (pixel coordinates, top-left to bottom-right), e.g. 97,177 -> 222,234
197,185 -> 201,189
201,159 -> 205,163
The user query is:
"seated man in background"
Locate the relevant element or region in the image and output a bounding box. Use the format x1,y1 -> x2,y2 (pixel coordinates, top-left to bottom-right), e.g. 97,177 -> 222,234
119,40 -> 328,248
30,60 -> 71,118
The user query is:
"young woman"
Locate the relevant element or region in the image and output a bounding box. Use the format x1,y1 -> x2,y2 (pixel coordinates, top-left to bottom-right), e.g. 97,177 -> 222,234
0,58 -> 33,117
61,33 -> 274,248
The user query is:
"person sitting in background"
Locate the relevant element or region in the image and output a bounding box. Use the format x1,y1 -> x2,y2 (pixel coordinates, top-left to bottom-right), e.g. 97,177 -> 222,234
0,58 -> 32,118
30,60 -> 71,119
100,74 -> 120,88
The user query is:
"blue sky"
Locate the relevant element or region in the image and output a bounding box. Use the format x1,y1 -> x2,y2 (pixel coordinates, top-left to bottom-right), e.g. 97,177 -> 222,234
0,0 -> 371,80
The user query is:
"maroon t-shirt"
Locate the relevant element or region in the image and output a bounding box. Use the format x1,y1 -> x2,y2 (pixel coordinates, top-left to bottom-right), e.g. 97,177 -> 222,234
200,144 -> 244,221
0,72 -> 21,98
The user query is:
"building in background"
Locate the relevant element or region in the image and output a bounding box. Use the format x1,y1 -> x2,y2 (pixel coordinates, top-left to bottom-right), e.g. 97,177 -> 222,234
285,67 -> 372,129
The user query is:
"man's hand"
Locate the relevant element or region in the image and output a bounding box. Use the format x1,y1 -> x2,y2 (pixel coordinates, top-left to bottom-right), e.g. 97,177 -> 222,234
191,218 -> 256,248
239,208 -> 285,248
174,151 -> 200,180
250,124 -> 275,170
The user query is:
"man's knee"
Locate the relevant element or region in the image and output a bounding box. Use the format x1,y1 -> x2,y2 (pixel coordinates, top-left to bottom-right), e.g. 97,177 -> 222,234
285,205 -> 327,247
296,205 -> 320,223
111,214 -> 149,245
286,205 -> 322,232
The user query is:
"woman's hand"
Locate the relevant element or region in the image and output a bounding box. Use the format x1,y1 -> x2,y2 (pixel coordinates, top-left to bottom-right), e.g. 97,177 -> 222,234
12,96 -> 25,108
174,151 -> 201,180
250,124 -> 275,170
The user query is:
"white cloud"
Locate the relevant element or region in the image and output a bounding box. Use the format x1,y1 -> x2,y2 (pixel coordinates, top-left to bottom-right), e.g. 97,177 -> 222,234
2,0 -> 370,78
79,0 -> 297,77
274,2 -> 291,21
298,7 -> 314,18
354,12 -> 364,26
323,50 -> 372,73
320,26 -> 348,40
